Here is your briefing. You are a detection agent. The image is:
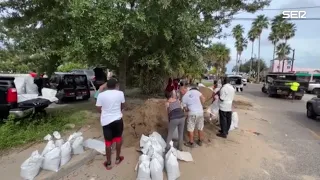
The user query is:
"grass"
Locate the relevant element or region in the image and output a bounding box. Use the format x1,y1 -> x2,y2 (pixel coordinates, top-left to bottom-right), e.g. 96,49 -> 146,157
201,81 -> 213,87
0,109 -> 87,150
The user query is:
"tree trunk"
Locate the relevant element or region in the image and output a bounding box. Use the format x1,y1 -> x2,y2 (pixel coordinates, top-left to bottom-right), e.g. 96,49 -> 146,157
249,41 -> 254,76
119,56 -> 127,92
237,53 -> 242,74
281,57 -> 285,72
257,36 -> 261,82
235,53 -> 239,74
271,43 -> 276,72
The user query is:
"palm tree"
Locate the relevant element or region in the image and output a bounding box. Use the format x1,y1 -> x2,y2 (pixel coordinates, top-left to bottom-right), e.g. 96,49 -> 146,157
252,15 -> 269,82
268,31 -> 279,71
281,22 -> 296,44
232,24 -> 245,74
276,43 -> 291,72
235,37 -> 248,72
248,28 -> 258,75
204,43 -> 231,77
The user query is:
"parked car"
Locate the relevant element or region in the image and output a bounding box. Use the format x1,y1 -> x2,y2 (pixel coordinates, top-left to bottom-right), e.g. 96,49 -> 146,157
71,68 -> 107,90
306,95 -> 320,119
48,72 -> 90,103
242,78 -> 247,86
227,75 -> 243,92
0,76 -> 50,120
307,82 -> 320,95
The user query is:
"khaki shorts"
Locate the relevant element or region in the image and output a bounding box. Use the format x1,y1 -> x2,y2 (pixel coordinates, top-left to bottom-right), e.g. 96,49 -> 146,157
187,115 -> 204,131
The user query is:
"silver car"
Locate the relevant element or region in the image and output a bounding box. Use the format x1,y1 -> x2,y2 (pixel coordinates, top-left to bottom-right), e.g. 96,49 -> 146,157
306,95 -> 320,119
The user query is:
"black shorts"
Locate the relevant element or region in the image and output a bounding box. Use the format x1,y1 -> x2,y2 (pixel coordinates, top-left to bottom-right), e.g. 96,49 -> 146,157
102,119 -> 124,147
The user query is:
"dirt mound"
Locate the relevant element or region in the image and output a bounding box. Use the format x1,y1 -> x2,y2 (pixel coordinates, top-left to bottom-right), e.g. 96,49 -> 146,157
199,86 -> 213,100
122,98 -> 168,147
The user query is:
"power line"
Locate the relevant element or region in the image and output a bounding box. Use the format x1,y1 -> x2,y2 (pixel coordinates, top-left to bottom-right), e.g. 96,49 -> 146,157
231,17 -> 320,21
259,6 -> 320,11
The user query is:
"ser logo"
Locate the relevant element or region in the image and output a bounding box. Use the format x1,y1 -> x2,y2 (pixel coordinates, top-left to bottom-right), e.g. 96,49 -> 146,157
282,11 -> 307,19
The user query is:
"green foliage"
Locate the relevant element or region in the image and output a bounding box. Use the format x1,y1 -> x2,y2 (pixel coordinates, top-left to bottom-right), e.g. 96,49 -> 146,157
232,59 -> 267,75
0,110 -> 86,150
0,0 -> 270,93
57,62 -> 88,72
204,43 -> 230,76
276,43 -> 291,60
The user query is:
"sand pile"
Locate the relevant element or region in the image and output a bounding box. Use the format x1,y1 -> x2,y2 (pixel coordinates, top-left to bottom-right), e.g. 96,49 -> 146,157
122,98 -> 168,147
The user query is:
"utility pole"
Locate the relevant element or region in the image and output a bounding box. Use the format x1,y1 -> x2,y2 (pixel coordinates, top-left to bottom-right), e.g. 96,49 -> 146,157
291,49 -> 295,72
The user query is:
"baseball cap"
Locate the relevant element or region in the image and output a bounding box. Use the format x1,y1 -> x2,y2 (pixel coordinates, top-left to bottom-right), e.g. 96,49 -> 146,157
107,78 -> 118,88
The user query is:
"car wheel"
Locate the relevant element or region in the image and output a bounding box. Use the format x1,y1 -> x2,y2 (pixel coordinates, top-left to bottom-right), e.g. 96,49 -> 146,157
312,88 -> 320,95
240,88 -> 243,92
307,104 -> 316,119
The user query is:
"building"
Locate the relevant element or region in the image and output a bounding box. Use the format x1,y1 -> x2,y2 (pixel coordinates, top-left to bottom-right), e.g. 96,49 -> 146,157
269,57 -> 294,73
270,58 -> 320,73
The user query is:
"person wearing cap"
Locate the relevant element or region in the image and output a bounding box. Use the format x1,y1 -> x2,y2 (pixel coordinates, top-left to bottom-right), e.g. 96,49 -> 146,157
96,78 -> 125,170
182,83 -> 206,147
216,77 -> 235,138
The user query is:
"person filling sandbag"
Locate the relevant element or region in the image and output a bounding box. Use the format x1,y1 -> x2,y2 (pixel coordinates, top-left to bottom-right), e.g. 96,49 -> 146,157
216,77 -> 235,139
182,84 -> 206,147
164,91 -> 185,151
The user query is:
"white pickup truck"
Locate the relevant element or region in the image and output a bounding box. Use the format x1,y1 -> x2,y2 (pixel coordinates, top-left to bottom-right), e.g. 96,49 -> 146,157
307,82 -> 320,94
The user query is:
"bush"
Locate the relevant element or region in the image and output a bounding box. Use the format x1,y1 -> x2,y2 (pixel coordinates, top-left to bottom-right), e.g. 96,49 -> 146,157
0,110 -> 86,150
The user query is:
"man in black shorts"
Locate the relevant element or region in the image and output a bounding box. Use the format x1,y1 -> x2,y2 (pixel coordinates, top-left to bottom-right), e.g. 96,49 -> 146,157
96,78 -> 125,170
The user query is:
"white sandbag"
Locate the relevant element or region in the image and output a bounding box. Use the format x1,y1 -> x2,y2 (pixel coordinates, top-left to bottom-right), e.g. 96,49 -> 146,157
25,76 -> 39,94
139,134 -> 149,148
72,136 -> 84,154
18,94 -> 39,103
152,152 -> 164,169
67,132 -> 83,144
41,140 -> 55,156
41,88 -> 58,102
60,141 -> 72,166
20,150 -> 44,180
135,154 -> 150,171
172,127 -> 178,141
150,137 -> 164,154
198,83 -> 205,87
14,77 -> 26,95
141,140 -> 151,155
53,131 -> 61,139
150,157 -> 163,180
42,147 -> 61,172
53,131 -> 64,147
43,134 -> 52,141
136,159 -> 151,180
55,139 -> 64,147
229,112 -> 239,132
149,132 -> 166,149
165,148 -> 180,180
83,139 -> 105,155
176,150 -> 193,162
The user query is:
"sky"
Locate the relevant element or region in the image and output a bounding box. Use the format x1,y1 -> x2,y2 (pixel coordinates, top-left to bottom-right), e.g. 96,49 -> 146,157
213,0 -> 320,73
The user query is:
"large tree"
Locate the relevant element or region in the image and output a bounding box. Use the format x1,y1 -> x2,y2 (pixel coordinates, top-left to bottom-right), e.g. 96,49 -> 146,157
0,0 -> 270,93
247,28 -> 258,75
204,43 -> 231,77
232,59 -> 267,77
251,15 -> 269,82
232,24 -> 246,73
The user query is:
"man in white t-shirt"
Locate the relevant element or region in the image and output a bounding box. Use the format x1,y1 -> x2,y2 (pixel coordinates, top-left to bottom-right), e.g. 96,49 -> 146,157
182,85 -> 205,147
217,77 -> 235,138
96,78 -> 125,170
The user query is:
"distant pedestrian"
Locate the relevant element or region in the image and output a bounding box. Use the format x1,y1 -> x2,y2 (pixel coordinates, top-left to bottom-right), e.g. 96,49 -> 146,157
182,84 -> 205,147
216,77 -> 235,138
165,91 -> 185,151
96,78 -> 125,170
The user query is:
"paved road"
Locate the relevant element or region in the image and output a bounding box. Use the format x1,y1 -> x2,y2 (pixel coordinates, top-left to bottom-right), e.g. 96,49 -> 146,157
241,84 -> 320,180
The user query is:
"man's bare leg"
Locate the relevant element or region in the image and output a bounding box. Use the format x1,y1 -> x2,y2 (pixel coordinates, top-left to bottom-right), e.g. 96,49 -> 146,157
104,146 -> 112,170
115,141 -> 124,164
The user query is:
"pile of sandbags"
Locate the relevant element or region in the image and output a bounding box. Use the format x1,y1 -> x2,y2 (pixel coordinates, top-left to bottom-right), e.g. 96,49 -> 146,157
136,132 -> 193,180
20,131 -> 85,180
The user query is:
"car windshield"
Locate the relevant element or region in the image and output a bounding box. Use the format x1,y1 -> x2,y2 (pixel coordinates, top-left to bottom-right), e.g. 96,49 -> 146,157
63,75 -> 87,87
84,70 -> 94,76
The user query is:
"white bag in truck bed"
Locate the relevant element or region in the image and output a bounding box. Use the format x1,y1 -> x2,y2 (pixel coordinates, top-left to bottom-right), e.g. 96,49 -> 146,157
17,88 -> 58,103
